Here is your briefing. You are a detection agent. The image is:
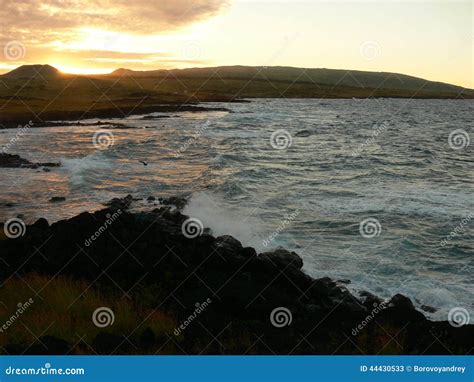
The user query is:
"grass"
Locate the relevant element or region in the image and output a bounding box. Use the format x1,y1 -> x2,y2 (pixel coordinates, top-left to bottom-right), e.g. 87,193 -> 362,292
0,65 -> 472,125
0,273 -> 177,353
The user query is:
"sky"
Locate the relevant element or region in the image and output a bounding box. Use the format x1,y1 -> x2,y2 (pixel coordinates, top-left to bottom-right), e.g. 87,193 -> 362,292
0,0 -> 472,88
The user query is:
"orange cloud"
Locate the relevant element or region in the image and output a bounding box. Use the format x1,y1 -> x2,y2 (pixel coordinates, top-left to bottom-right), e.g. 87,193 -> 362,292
0,0 -> 228,71
0,0 -> 228,35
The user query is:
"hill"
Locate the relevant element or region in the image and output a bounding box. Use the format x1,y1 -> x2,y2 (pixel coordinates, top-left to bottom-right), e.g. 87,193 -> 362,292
2,64 -> 62,79
0,64 -> 472,125
108,65 -> 469,95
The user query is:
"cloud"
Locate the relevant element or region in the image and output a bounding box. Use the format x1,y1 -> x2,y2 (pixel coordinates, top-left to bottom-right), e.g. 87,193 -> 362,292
0,0 -> 227,69
0,0 -> 228,35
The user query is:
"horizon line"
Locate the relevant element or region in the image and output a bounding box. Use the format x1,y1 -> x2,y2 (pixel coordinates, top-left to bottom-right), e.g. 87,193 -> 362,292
1,63 -> 472,90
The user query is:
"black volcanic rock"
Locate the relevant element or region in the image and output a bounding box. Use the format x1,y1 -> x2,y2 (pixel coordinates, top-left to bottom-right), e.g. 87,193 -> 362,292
295,130 -> 312,137
105,194 -> 133,210
389,293 -> 415,310
49,196 -> 66,203
258,248 -> 304,269
159,196 -> 188,210
0,153 -> 60,169
0,200 -> 472,355
0,153 -> 33,168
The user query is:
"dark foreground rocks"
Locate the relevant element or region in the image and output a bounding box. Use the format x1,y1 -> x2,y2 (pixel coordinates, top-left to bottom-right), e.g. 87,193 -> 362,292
0,200 -> 472,355
0,153 -> 60,169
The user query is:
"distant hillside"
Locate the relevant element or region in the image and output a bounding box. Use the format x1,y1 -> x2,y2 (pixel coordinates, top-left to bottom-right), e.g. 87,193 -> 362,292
2,64 -> 61,79
0,64 -> 472,125
107,65 -> 471,95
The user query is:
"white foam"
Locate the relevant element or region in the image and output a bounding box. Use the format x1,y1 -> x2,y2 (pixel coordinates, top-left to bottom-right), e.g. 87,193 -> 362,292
184,192 -> 267,251
61,153 -> 113,185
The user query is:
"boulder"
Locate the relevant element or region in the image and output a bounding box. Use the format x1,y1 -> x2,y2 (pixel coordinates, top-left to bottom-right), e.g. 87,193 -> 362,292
258,248 -> 304,269
0,153 -> 60,168
49,196 -> 66,203
295,130 -> 312,137
388,294 -> 415,310
105,194 -> 133,210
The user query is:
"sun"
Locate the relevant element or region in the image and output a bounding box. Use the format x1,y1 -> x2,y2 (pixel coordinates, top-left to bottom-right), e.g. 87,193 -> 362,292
53,64 -> 114,75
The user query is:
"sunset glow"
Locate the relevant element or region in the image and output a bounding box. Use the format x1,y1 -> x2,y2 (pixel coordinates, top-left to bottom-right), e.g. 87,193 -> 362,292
0,0 -> 472,87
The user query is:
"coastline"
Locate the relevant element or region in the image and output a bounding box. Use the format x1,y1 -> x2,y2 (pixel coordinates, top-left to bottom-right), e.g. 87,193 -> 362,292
1,195 -> 472,355
0,104 -> 233,129
1,95 -> 473,129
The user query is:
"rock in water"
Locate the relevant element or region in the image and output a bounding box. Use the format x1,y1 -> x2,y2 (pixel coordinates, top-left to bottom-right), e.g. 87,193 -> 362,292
49,196 -> 66,203
258,248 -> 304,269
0,153 -> 60,169
295,130 -> 312,137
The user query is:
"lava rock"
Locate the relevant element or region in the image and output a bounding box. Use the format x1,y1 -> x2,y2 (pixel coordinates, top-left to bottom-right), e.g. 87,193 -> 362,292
295,130 -> 312,137
49,196 -> 66,203
388,294 -> 415,310
105,194 -> 133,210
0,153 -> 60,168
258,248 -> 304,269
159,196 -> 188,210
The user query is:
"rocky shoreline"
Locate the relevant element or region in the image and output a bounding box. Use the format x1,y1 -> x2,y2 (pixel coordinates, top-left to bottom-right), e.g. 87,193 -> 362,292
0,153 -> 60,169
0,196 -> 472,355
0,104 -> 233,129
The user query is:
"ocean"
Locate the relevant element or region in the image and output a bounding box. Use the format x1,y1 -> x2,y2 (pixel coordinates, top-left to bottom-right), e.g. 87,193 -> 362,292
0,98 -> 472,321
